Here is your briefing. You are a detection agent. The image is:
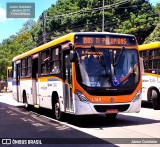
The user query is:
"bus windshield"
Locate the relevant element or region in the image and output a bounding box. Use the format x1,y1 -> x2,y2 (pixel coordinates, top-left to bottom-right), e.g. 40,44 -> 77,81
76,48 -> 139,89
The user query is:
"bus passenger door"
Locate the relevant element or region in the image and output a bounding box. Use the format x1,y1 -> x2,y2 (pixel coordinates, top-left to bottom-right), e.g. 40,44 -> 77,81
32,57 -> 39,106
16,63 -> 20,102
63,51 -> 73,112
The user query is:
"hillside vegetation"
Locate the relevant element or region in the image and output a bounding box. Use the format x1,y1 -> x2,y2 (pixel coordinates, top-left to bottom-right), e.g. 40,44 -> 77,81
0,0 -> 159,81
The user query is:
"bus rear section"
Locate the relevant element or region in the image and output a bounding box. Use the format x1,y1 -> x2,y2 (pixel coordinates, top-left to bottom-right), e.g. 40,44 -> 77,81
139,42 -> 160,110
7,67 -> 12,92
12,32 -> 142,120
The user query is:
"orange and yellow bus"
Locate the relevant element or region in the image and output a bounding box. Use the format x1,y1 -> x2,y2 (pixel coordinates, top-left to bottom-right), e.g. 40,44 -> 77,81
139,42 -> 160,110
7,66 -> 12,92
12,32 -> 142,120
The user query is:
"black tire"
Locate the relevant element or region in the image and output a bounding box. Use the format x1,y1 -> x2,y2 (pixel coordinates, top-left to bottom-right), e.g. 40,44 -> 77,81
23,93 -> 29,109
151,88 -> 160,110
105,113 -> 117,120
54,99 -> 63,120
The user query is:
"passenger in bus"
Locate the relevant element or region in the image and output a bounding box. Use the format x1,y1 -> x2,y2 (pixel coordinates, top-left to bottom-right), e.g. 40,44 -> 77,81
52,65 -> 60,74
42,56 -> 50,74
82,54 -> 102,87
130,54 -> 138,83
79,54 -> 90,86
80,55 -> 89,68
88,54 -> 99,72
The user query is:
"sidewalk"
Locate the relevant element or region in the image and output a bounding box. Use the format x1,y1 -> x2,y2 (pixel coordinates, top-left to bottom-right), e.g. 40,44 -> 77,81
0,93 -> 24,106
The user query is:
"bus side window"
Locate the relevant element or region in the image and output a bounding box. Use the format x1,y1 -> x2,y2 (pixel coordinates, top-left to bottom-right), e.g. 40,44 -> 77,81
50,47 -> 61,74
149,49 -> 154,59
158,60 -> 160,69
21,58 -> 26,77
154,48 -> 160,57
143,60 -> 148,70
153,59 -> 158,69
26,57 -> 32,77
41,50 -> 50,75
8,69 -> 12,78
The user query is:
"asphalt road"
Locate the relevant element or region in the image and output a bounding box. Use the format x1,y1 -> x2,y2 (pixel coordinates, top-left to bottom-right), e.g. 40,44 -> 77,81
0,93 -> 160,147
0,93 -> 115,147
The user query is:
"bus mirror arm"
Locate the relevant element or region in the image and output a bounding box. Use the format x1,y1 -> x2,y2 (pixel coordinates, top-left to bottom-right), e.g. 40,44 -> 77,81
70,50 -> 76,62
69,42 -> 73,50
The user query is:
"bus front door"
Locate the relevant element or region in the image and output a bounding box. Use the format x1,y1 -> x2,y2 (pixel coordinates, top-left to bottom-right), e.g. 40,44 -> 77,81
63,51 -> 73,112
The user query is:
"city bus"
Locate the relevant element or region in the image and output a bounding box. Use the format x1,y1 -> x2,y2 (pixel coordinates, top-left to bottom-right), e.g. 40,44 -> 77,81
139,42 -> 160,110
12,32 -> 142,120
7,66 -> 12,92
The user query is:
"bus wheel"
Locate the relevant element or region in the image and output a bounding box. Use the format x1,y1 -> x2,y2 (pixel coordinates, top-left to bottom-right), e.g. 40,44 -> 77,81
105,113 -> 117,120
23,93 -> 28,109
151,88 -> 160,110
54,99 -> 63,120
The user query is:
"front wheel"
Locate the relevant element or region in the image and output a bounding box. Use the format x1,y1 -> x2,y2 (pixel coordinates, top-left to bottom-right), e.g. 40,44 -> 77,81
54,100 -> 63,120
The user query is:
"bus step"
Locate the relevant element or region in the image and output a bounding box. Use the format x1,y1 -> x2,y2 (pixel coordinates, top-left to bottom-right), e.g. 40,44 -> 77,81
34,105 -> 39,108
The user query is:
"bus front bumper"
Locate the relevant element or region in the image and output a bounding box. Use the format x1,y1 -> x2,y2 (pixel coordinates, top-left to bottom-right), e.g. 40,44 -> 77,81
74,95 -> 142,115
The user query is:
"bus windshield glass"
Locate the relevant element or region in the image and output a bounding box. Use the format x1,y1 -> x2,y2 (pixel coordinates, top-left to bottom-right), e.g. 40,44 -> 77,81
76,48 -> 139,88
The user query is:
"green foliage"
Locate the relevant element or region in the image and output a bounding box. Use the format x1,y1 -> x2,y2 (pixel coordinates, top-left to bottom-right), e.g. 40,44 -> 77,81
0,0 -> 159,81
144,3 -> 160,44
114,0 -> 157,44
144,22 -> 160,43
0,20 -> 36,81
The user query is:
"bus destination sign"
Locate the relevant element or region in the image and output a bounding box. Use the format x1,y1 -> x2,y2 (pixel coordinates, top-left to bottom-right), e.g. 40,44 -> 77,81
75,34 -> 136,46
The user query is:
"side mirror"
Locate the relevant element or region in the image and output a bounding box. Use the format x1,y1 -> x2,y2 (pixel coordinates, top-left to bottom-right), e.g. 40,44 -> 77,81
70,50 -> 76,62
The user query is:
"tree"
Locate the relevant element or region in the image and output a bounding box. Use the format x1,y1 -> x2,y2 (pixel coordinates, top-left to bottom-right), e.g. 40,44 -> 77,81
0,0 -> 159,80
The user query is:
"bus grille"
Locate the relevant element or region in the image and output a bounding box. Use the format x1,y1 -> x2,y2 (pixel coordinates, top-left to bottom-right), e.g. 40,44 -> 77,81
94,104 -> 130,112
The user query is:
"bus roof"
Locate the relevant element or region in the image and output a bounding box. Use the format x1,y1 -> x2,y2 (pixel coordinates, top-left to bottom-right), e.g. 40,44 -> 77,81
12,33 -> 74,61
13,32 -> 135,61
138,41 -> 160,51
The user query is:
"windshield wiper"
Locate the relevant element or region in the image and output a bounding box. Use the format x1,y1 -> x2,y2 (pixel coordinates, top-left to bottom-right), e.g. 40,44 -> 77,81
91,45 -> 106,69
114,46 -> 125,66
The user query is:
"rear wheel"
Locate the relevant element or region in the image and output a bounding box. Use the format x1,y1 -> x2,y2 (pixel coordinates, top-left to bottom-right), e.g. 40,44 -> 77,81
54,99 -> 63,120
23,93 -> 28,109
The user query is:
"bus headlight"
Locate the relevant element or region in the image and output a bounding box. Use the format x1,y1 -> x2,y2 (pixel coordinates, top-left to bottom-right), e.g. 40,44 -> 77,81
132,89 -> 142,102
76,90 -> 89,102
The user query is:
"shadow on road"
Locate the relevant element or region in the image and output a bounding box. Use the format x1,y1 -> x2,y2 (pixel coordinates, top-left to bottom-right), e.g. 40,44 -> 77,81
13,103 -> 160,129
0,103 -> 118,146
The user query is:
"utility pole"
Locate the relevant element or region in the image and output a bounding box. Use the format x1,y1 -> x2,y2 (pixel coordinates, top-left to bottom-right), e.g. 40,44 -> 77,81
102,0 -> 104,32
42,12 -> 46,43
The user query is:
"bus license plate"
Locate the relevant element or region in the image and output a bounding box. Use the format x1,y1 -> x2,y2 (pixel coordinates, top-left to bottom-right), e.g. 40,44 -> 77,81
106,109 -> 118,114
